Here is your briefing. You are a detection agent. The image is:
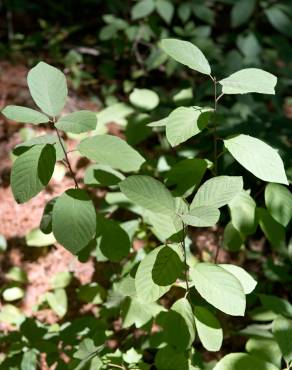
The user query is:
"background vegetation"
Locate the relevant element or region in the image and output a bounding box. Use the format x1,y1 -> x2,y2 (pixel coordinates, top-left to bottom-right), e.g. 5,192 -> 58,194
0,0 -> 292,369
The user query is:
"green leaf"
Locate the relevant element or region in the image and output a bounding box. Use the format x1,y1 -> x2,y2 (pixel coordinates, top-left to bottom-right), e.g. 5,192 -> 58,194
135,246 -> 172,302
246,338 -> 281,368
272,315 -> 292,363
40,198 -> 56,234
165,158 -> 208,197
152,245 -> 184,286
96,102 -> 134,127
1,105 -> 49,124
55,110 -> 97,133
123,348 -> 142,364
224,135 -> 288,185
219,264 -> 257,294
265,6 -> 292,38
27,62 -> 68,116
228,190 -> 257,235
194,306 -> 223,352
46,288 -> 67,318
265,183 -> 292,227
165,106 -> 212,147
161,38 -> 211,75
50,271 -> 72,289
191,176 -> 243,209
182,206 -> 220,227
219,68 -> 277,95
11,144 -> 56,203
52,189 -> 96,254
21,350 -> 37,370
257,208 -> 285,249
155,345 -> 188,370
6,267 -> 27,283
223,221 -> 244,251
13,134 -> 66,161
84,164 -> 125,187
159,298 -> 195,350
259,294 -> 292,318
95,215 -> 130,261
131,0 -> 155,20
213,353 -> 279,370
156,0 -> 174,24
3,287 -> 24,302
190,263 -> 246,316
231,0 -> 256,28
122,297 -> 162,328
120,175 -> 175,215
78,134 -> 145,172
26,228 -> 56,247
0,304 -> 24,326
129,88 -> 159,110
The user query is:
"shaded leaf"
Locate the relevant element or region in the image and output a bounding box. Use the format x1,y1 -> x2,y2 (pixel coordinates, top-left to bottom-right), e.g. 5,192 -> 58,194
11,144 -> 56,203
52,189 -> 96,254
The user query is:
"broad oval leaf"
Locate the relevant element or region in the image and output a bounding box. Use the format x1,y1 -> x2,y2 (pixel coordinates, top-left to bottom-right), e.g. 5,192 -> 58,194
55,110 -> 97,133
219,264 -> 257,294
191,176 -> 243,209
27,62 -> 68,116
272,315 -> 292,363
160,298 -> 195,350
131,0 -> 155,20
152,245 -> 184,286
194,306 -> 223,352
223,221 -> 244,251
84,164 -> 125,187
78,134 -> 145,172
120,175 -> 175,215
228,190 -> 257,235
13,134 -> 66,161
95,214 -> 130,261
166,106 -> 212,147
52,189 -> 96,254
135,246 -> 171,302
46,289 -> 67,318
246,338 -> 282,368
165,158 -> 208,197
156,0 -> 174,24
155,345 -> 188,370
224,135 -> 288,185
1,105 -> 49,124
190,263 -> 246,316
257,208 -> 285,249
219,68 -> 277,94
265,183 -> 292,227
213,353 -> 279,370
182,206 -> 220,227
160,38 -> 211,75
11,144 -> 56,203
129,88 -> 159,111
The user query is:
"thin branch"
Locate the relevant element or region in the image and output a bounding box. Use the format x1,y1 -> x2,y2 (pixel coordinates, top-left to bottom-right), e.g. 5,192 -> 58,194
181,222 -> 190,294
216,92 -> 224,103
107,364 -> 127,370
213,76 -> 218,175
54,124 -> 79,189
